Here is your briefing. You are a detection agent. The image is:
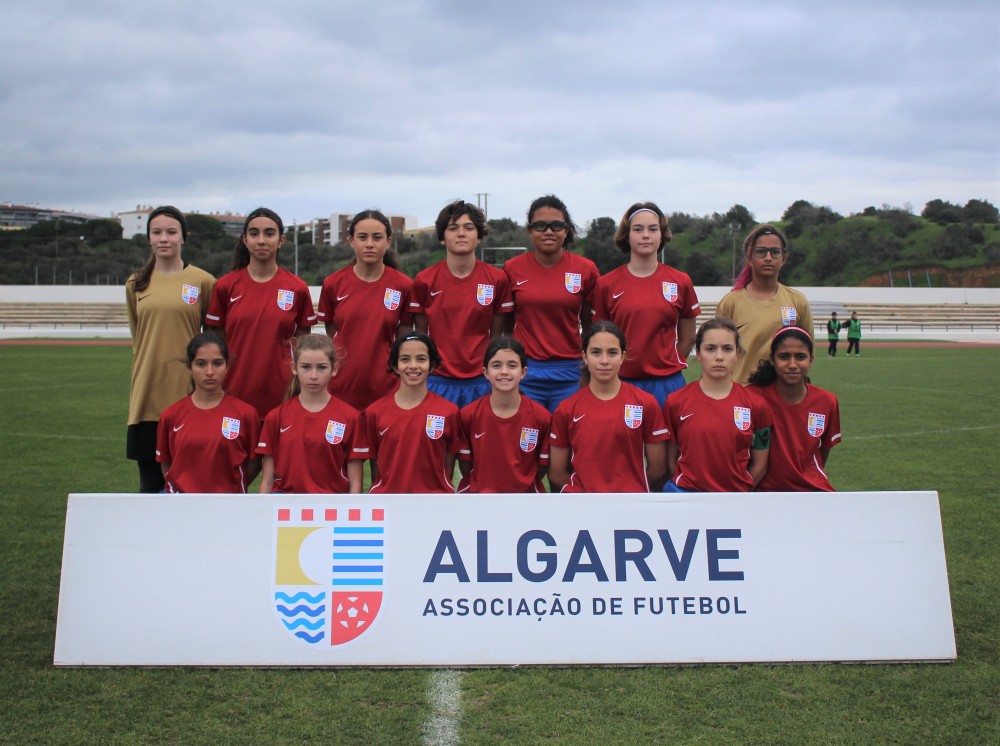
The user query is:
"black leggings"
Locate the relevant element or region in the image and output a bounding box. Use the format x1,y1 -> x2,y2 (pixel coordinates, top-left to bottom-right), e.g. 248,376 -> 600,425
828,339 -> 838,356
847,339 -> 860,355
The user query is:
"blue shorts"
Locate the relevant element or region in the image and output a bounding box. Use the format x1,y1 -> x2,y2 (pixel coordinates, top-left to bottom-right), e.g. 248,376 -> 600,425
519,358 -> 583,413
428,374 -> 491,408
622,371 -> 687,408
662,480 -> 692,494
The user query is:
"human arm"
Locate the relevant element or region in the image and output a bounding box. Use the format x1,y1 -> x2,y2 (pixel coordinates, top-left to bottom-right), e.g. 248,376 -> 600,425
368,458 -> 380,487
346,459 -> 363,493
644,441 -> 668,492
677,317 -> 696,361
666,441 -> 679,484
245,457 -> 261,486
819,447 -> 832,468
325,321 -> 336,338
259,456 -> 275,494
579,301 -> 593,337
547,446 -> 570,492
413,313 -> 428,334
490,313 -> 506,339
125,282 -> 138,343
748,446 -> 769,488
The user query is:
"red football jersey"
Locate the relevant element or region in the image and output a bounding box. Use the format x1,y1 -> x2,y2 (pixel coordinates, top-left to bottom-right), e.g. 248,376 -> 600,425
664,382 -> 773,492
503,251 -> 599,360
550,383 -> 670,493
754,383 -> 841,492
257,396 -> 366,494
457,394 -> 552,493
409,260 -> 513,378
317,265 -> 412,410
156,394 -> 261,493
592,263 -> 700,378
206,268 -> 316,415
364,391 -> 465,494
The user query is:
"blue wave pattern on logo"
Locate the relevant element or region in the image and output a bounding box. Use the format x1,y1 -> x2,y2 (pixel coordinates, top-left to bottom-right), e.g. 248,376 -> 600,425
331,527 -> 385,586
274,590 -> 327,643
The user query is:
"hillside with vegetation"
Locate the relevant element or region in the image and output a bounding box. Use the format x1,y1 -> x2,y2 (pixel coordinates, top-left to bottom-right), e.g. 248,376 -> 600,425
1,198 -> 997,287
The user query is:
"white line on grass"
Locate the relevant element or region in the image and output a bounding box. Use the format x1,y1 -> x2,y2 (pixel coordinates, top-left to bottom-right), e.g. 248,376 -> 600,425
5,431 -> 121,442
851,424 -> 998,440
423,669 -> 462,746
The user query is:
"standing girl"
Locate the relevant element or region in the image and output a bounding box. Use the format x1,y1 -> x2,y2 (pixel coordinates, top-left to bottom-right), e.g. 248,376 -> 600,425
457,337 -> 552,493
716,225 -> 813,383
846,311 -> 862,356
503,195 -> 599,412
364,332 -> 465,493
206,207 -> 316,418
592,201 -> 700,407
257,334 -> 366,494
549,321 -> 669,493
663,318 -> 772,492
748,327 -> 841,491
156,332 -> 260,493
126,205 -> 215,492
317,210 -> 413,410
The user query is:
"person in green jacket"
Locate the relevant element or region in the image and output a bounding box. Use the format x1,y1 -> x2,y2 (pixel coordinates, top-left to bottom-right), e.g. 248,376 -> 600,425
826,311 -> 841,356
846,311 -> 862,356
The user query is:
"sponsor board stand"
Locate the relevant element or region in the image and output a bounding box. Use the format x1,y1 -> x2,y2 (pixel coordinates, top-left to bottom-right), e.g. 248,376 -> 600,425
54,491 -> 956,666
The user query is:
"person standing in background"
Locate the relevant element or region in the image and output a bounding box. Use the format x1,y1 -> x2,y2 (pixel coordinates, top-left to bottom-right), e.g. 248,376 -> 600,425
826,311 -> 841,357
715,224 -> 813,384
125,205 -> 215,493
846,311 -> 862,356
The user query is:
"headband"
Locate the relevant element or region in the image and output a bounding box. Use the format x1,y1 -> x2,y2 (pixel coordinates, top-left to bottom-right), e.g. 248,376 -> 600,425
628,207 -> 659,222
772,325 -> 812,341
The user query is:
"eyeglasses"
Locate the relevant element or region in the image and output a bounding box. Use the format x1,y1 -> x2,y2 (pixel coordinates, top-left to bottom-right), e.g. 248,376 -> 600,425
528,220 -> 568,233
751,246 -> 787,258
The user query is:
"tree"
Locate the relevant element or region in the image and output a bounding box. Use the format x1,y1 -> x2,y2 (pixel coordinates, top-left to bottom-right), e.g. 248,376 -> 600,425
963,199 -> 999,224
684,252 -> 723,285
582,217 -> 624,274
921,199 -> 963,225
782,200 -> 842,238
724,204 -> 755,232
933,224 -> 976,260
80,219 -> 123,245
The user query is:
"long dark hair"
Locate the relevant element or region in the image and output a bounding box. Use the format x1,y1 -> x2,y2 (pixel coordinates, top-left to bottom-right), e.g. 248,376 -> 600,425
387,331 -> 441,375
184,330 -> 228,394
131,205 -> 188,292
348,210 -> 399,270
580,320 -> 627,386
233,207 -> 284,270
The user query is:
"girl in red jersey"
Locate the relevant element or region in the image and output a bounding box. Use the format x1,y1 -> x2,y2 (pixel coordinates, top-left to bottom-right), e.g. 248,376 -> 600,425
457,337 -> 552,493
663,317 -> 772,492
549,321 -> 669,493
503,195 -> 599,412
364,332 -> 465,493
748,327 -> 841,491
258,334 -> 366,494
317,210 -> 413,411
206,207 -> 317,418
156,332 -> 260,493
592,201 -> 700,407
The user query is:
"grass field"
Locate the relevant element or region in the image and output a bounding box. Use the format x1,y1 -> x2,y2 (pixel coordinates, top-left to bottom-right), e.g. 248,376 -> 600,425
0,343 -> 997,744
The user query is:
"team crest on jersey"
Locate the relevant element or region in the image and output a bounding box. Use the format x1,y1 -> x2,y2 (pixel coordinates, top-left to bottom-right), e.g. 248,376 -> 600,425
781,306 -> 797,326
326,420 -> 346,445
476,284 -> 495,306
221,417 -> 241,440
733,407 -> 751,432
564,273 -> 582,294
181,284 -> 199,305
807,412 -> 826,437
277,289 -> 296,311
519,427 -> 539,453
425,414 -> 445,440
272,505 -> 385,647
662,282 -> 678,302
384,288 -> 401,311
624,404 -> 644,429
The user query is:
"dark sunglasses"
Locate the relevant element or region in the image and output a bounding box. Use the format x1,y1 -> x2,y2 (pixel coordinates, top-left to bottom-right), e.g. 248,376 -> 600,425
528,220 -> 568,233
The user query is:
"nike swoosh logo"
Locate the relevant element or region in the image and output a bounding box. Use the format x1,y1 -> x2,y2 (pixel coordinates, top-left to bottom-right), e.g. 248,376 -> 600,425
474,432 -> 486,439
612,292 -> 624,299
430,290 -> 443,296
336,294 -> 350,301
680,414 -> 694,421
172,424 -> 185,432
379,428 -> 389,436
516,280 -> 528,286
573,415 -> 586,423
230,295 -> 243,303
280,426 -> 292,433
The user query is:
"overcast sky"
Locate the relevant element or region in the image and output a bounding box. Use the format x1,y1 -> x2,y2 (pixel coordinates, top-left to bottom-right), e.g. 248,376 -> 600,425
3,0 -> 998,230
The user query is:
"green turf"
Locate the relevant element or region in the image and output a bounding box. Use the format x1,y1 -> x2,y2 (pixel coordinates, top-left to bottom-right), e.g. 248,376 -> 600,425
0,344 -> 997,744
